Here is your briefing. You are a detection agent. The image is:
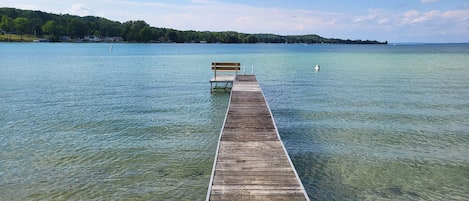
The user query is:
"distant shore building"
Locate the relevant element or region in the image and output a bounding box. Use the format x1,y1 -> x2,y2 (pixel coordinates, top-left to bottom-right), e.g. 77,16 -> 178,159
84,35 -> 101,42
102,37 -> 124,42
59,36 -> 71,42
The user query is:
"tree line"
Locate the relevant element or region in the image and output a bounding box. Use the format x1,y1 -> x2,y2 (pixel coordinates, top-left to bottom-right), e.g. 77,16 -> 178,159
0,8 -> 387,44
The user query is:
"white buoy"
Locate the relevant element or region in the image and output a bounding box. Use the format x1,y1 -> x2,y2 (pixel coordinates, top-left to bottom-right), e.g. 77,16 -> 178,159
314,64 -> 320,72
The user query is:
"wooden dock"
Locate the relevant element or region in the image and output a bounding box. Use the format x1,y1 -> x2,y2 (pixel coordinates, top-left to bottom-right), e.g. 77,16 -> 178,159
207,75 -> 310,201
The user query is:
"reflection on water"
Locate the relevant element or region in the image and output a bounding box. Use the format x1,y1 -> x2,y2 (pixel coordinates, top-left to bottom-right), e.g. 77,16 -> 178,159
1,43 -> 468,200
263,46 -> 469,200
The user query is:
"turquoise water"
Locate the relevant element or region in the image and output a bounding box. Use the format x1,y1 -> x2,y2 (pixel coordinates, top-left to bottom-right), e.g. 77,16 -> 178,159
1,43 -> 468,200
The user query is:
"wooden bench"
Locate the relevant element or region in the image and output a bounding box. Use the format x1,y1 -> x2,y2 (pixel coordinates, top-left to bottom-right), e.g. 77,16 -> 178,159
210,62 -> 241,92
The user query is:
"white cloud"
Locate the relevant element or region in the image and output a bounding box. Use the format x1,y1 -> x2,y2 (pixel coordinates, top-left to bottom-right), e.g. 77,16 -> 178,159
339,7 -> 469,42
420,0 -> 439,3
353,14 -> 377,23
70,3 -> 95,16
378,18 -> 390,25
129,1 -> 343,35
399,9 -> 469,27
1,0 -> 468,42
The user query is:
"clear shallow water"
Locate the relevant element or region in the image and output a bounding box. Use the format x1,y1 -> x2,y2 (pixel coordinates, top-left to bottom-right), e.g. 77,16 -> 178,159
1,43 -> 468,200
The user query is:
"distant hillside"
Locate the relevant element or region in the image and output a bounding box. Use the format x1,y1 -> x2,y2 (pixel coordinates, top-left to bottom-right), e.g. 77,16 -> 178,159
0,7 -> 387,44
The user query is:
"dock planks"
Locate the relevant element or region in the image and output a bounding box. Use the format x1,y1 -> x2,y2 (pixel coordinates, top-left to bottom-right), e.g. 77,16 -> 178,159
207,75 -> 309,201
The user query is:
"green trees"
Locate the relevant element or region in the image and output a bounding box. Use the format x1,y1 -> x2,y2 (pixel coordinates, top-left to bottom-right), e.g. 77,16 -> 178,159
121,20 -> 152,42
41,20 -> 56,36
1,15 -> 14,32
166,31 -> 178,42
41,20 -> 66,40
13,17 -> 30,39
243,35 -> 257,43
67,19 -> 88,38
0,8 -> 387,44
138,26 -> 153,42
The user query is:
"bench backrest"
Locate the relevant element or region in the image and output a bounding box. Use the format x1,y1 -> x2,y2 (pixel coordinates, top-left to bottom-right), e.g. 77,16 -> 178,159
212,62 -> 241,72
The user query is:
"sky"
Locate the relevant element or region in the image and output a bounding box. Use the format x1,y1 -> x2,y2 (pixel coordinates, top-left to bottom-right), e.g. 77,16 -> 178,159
2,0 -> 469,42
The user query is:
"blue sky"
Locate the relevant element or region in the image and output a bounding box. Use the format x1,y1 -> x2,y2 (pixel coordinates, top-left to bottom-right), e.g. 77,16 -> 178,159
2,0 -> 468,42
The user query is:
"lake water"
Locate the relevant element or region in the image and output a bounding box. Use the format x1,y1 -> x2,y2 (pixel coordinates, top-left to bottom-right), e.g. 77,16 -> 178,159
1,43 -> 468,200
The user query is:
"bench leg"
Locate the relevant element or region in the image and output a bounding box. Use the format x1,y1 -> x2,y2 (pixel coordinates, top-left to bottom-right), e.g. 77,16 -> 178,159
224,82 -> 229,92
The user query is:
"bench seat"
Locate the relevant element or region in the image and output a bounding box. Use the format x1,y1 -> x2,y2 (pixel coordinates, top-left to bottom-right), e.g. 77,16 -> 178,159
210,62 -> 241,92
